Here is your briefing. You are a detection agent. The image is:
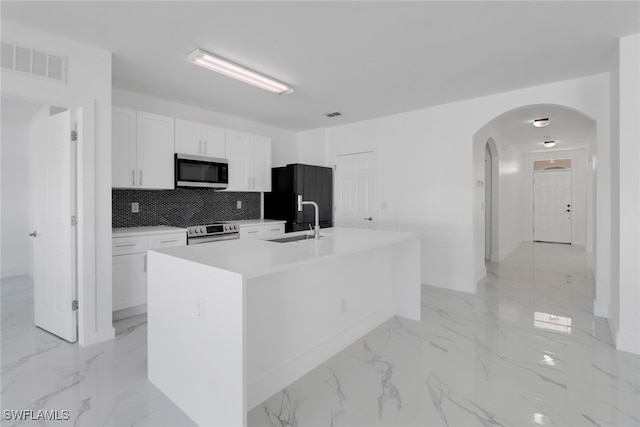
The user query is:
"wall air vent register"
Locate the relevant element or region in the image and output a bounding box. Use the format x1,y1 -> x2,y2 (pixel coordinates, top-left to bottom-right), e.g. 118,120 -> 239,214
1,41 -> 67,84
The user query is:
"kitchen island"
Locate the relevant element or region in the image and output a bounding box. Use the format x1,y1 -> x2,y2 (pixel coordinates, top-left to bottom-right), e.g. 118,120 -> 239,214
147,227 -> 420,426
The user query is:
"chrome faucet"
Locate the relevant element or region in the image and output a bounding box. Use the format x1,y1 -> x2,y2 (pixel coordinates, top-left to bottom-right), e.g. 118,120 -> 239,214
297,195 -> 320,239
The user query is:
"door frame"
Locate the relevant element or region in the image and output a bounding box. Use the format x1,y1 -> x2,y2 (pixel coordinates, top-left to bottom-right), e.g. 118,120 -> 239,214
2,92 -> 110,346
532,168 -> 573,244
333,150 -> 378,229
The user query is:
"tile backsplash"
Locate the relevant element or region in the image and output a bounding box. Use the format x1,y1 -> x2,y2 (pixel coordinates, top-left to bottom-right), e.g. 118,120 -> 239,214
112,189 -> 261,228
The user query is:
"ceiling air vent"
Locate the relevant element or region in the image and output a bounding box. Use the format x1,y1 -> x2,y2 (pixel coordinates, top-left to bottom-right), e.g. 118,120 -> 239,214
325,112 -> 342,118
1,41 -> 67,84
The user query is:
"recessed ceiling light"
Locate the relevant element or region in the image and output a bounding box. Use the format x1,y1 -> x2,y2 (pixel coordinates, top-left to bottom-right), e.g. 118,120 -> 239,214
533,118 -> 550,128
543,140 -> 556,148
188,48 -> 294,95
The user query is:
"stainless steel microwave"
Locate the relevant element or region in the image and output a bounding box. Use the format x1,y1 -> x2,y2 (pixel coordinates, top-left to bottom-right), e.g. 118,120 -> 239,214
175,154 -> 229,189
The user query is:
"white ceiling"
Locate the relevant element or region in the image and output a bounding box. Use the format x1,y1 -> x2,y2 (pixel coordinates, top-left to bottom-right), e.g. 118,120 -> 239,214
2,1 -> 639,131
489,104 -> 595,153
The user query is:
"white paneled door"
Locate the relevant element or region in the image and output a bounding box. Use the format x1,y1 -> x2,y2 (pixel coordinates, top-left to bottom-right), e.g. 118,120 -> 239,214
533,170 -> 572,244
32,110 -> 77,342
335,152 -> 376,229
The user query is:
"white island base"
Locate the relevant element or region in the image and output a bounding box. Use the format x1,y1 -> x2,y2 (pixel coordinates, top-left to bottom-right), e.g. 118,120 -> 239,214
147,227 -> 420,426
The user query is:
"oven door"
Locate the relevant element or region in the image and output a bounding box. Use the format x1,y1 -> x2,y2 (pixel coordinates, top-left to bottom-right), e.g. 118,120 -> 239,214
187,233 -> 239,245
175,154 -> 229,189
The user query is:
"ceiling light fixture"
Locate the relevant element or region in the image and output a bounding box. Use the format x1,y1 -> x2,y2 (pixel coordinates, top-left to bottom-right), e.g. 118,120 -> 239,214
543,140 -> 556,148
188,48 -> 294,95
533,118 -> 550,128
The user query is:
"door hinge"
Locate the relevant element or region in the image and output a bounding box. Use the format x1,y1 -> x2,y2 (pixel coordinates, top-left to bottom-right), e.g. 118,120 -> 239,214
72,300 -> 78,311
71,215 -> 78,226
71,130 -> 78,142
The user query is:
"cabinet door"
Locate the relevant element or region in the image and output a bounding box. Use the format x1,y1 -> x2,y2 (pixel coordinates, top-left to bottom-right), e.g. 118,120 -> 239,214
112,107 -> 137,188
225,130 -> 249,191
175,119 -> 203,156
202,125 -> 226,158
250,135 -> 272,192
137,112 -> 175,189
112,253 -> 147,311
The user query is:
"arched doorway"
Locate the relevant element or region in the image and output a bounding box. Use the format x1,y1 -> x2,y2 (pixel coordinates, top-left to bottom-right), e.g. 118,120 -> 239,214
473,104 -> 597,280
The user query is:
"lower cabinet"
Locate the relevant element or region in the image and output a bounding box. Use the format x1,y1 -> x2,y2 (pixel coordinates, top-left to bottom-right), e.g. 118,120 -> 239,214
112,231 -> 186,313
239,222 -> 285,240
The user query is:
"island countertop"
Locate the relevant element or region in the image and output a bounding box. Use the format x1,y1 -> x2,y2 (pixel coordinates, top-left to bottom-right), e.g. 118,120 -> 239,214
150,227 -> 418,279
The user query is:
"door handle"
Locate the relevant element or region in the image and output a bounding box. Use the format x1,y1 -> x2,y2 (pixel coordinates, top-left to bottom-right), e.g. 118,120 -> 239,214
29,231 -> 38,238
203,141 -> 207,155
364,217 -> 373,221
131,170 -> 135,186
139,170 -> 143,186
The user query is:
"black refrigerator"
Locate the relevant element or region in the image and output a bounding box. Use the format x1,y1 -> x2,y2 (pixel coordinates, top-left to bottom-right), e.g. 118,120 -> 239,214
264,164 -> 333,232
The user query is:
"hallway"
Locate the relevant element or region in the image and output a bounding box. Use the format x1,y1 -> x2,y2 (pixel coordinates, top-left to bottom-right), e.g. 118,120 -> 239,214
1,243 -> 638,426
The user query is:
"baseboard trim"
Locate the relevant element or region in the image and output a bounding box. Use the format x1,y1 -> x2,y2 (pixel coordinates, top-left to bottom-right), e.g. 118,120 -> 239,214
616,329 -> 640,355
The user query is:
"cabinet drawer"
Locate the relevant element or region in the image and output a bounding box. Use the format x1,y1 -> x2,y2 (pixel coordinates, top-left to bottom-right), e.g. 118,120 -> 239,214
261,224 -> 285,238
112,237 -> 147,256
240,226 -> 262,240
148,233 -> 186,249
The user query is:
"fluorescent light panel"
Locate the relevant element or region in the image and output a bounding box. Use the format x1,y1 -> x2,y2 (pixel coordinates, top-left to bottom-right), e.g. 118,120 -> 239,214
189,48 -> 293,95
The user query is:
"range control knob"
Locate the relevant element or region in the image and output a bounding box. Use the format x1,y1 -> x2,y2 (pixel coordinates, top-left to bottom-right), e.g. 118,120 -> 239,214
200,227 -> 206,234
234,225 -> 239,230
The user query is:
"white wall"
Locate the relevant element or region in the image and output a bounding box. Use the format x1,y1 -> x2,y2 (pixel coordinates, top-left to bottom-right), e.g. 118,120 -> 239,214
112,88 -> 298,168
1,117 -> 32,277
612,33 -> 640,355
473,123 -> 523,263
326,74 -> 610,295
297,128 -> 329,166
521,149 -> 589,246
2,21 -> 114,346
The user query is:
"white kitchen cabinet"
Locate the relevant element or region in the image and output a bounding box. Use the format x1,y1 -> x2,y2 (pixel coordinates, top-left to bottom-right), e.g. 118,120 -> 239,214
239,222 -> 285,240
225,130 -> 271,192
112,230 -> 186,313
112,107 -> 174,189
112,107 -> 137,188
175,119 -> 226,158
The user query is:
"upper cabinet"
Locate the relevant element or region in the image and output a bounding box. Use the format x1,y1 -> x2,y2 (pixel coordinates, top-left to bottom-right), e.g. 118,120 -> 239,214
112,107 -> 174,189
113,108 -> 272,192
225,130 -> 271,192
175,119 -> 225,158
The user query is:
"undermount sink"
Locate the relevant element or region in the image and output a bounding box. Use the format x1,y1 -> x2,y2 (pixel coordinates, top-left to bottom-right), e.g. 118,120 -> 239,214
269,234 -> 318,243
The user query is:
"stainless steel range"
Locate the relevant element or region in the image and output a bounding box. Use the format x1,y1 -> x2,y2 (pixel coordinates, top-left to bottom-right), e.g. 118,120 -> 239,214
186,223 -> 240,245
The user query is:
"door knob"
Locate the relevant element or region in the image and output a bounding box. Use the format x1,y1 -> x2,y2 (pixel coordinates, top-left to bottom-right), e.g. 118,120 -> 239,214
29,231 -> 38,238
364,217 -> 373,221
565,209 -> 571,212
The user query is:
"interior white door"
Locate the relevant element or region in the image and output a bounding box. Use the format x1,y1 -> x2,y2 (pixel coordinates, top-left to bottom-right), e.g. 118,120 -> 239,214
31,109 -> 77,342
335,152 -> 376,229
533,170 -> 572,244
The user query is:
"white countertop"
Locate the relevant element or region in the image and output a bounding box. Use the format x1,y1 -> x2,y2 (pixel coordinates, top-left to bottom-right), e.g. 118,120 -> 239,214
112,226 -> 187,238
150,227 -> 418,279
228,219 -> 287,227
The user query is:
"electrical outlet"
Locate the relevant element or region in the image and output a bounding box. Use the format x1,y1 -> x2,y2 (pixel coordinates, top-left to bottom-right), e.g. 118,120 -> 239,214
237,200 -> 242,209
131,202 -> 139,213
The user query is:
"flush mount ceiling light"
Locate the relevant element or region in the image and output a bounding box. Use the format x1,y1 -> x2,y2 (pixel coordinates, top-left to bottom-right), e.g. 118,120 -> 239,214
188,48 -> 294,95
543,140 -> 556,148
533,118 -> 550,128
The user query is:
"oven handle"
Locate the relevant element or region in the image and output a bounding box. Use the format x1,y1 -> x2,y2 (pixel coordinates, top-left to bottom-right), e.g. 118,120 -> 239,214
188,233 -> 240,245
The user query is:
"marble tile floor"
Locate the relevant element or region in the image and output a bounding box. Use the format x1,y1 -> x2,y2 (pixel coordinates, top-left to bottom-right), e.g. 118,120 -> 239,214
2,242 -> 639,426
